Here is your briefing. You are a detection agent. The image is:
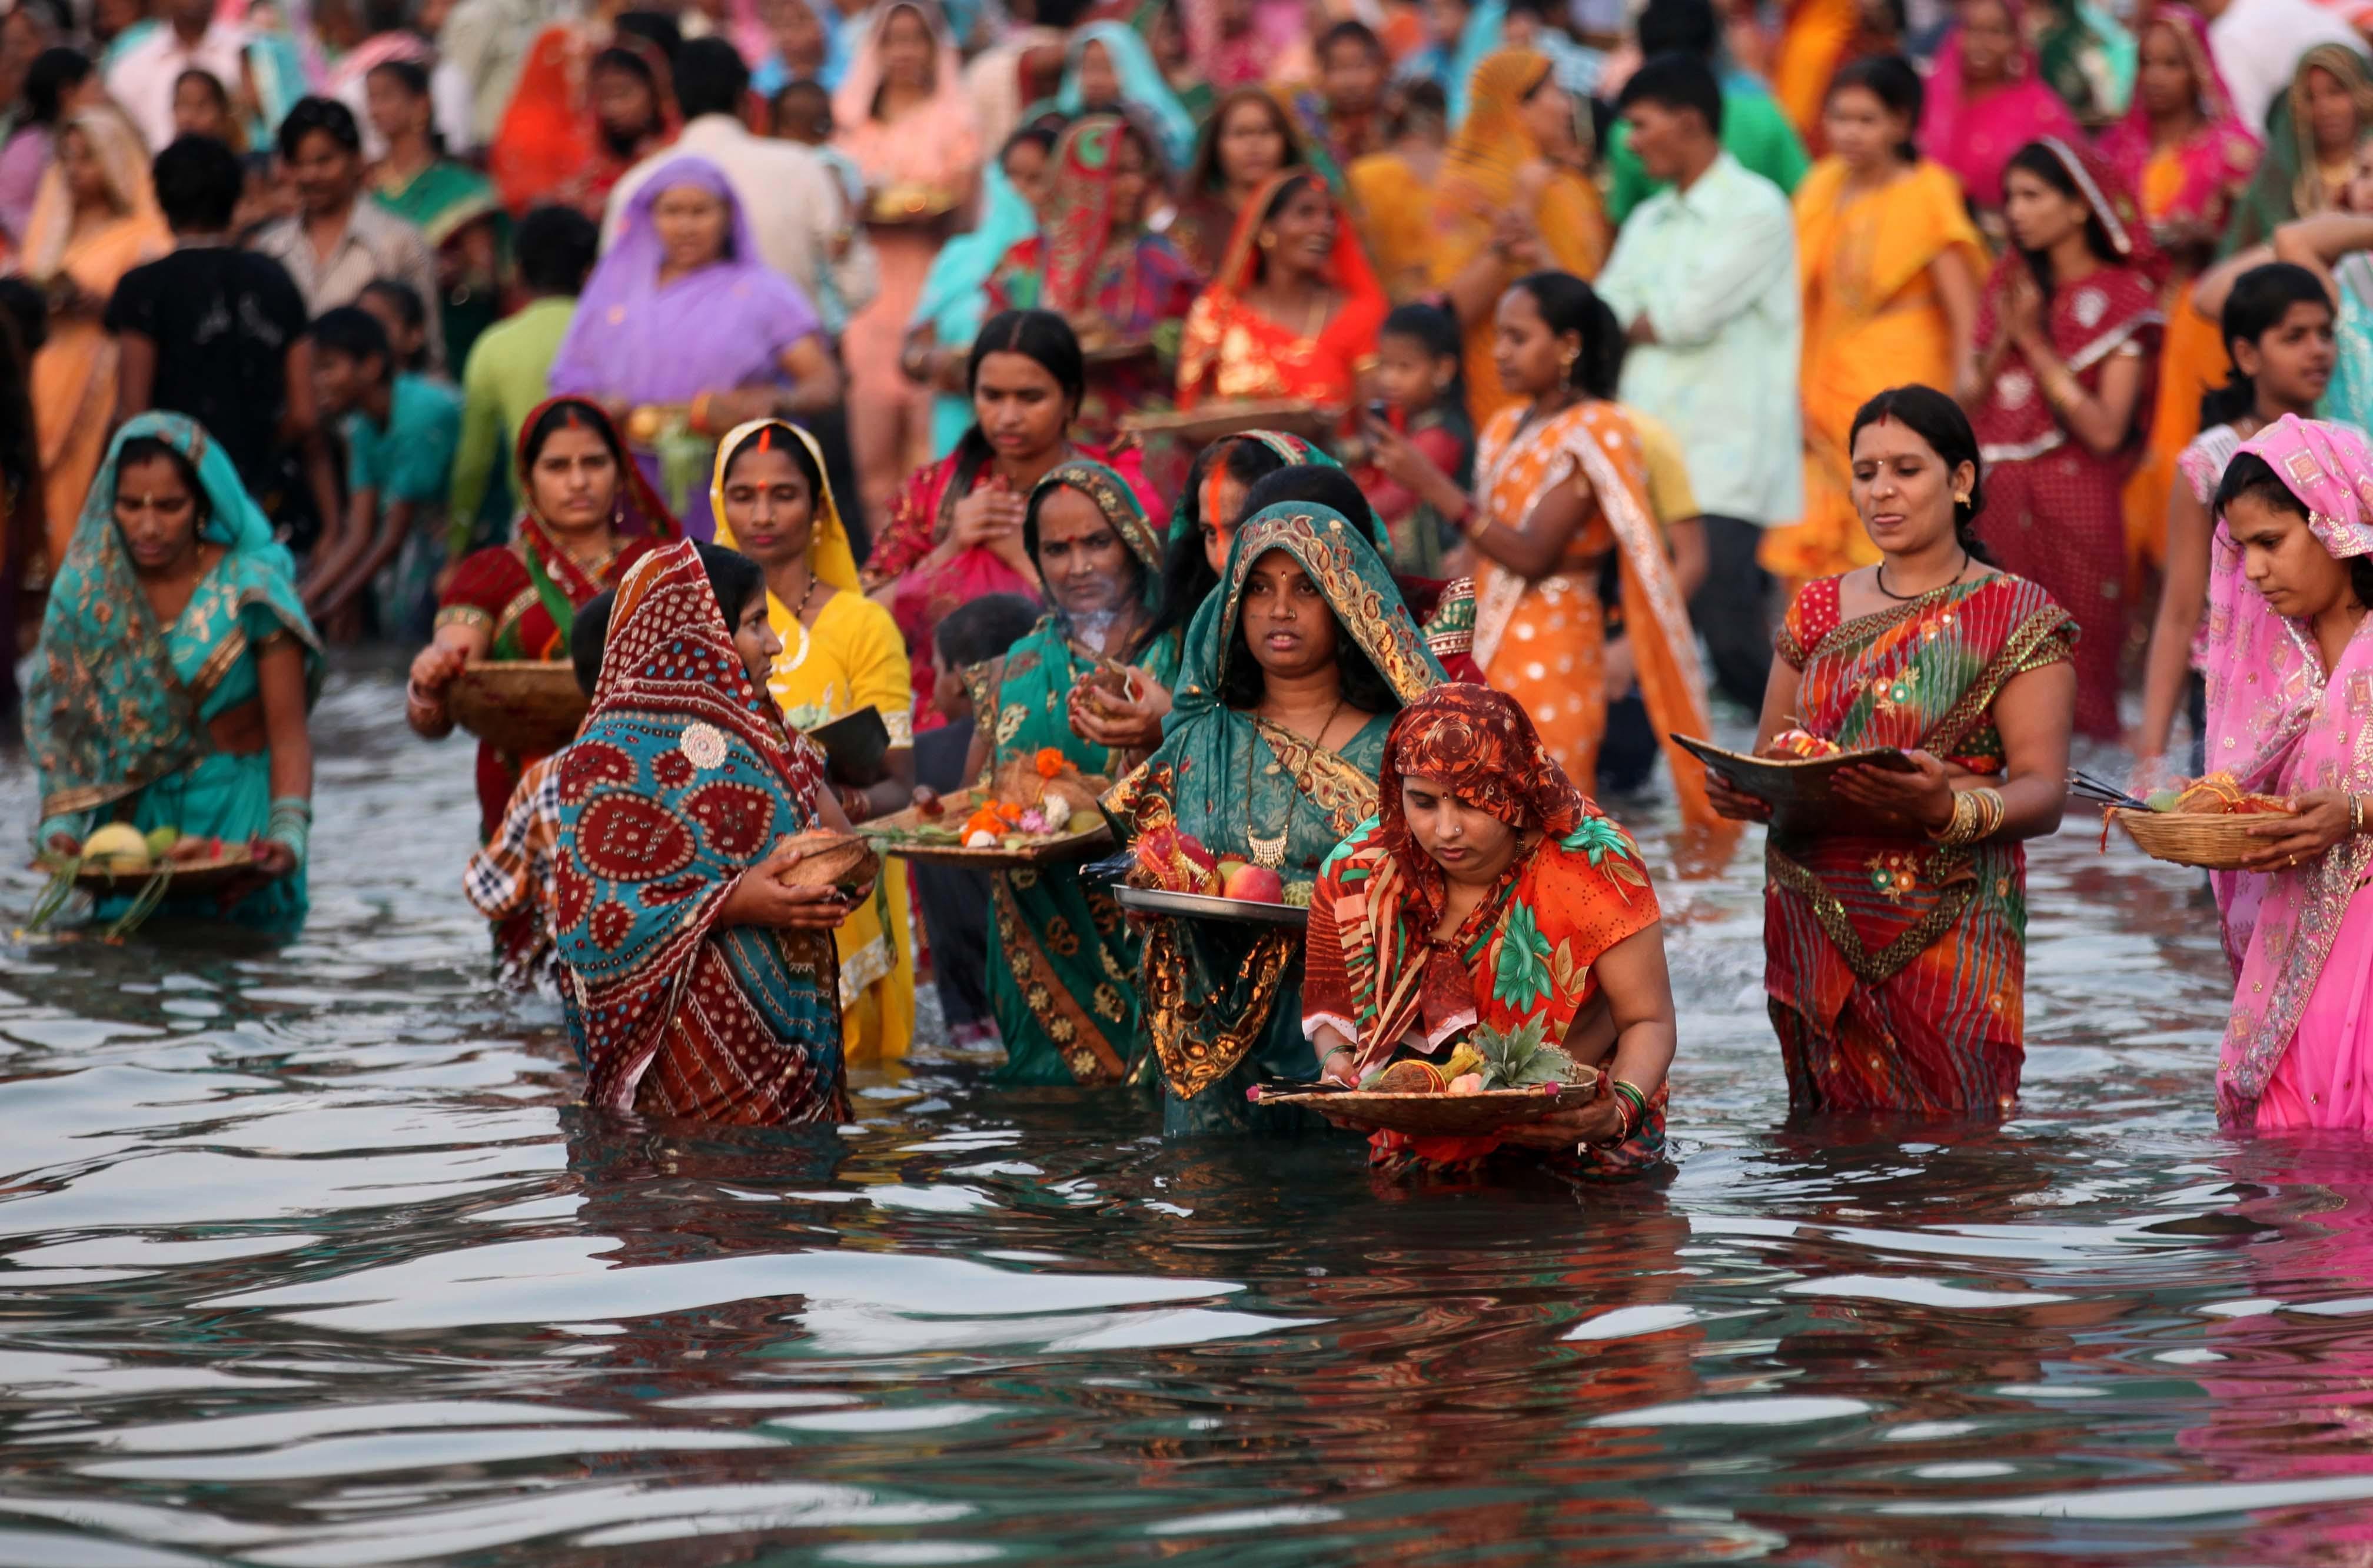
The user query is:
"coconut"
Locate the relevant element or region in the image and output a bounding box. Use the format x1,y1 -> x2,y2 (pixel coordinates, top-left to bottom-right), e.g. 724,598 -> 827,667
775,829 -> 878,893
81,822 -> 152,870
1372,1058 -> 1445,1094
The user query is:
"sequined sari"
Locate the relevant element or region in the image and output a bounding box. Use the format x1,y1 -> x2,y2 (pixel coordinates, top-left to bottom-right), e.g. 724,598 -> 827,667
1105,501 -> 1445,1134
1764,573 -> 2076,1115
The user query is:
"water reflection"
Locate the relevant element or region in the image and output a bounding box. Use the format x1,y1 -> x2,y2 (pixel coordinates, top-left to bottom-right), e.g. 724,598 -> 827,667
10,680 -> 2373,1559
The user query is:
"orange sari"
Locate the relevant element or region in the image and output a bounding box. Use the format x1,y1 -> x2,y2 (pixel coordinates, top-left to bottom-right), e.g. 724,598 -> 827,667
1470,398 -> 1726,841
1174,168 -> 1387,411
1771,0 -> 1860,138
1763,158 -> 1984,587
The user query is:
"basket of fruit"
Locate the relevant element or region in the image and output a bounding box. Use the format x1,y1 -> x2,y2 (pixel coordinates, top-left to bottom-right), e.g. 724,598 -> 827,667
2113,773 -> 2295,871
30,824 -> 260,936
444,660 -> 586,758
1249,1021 -> 1600,1135
860,749 -> 1112,869
1116,824 -> 1311,924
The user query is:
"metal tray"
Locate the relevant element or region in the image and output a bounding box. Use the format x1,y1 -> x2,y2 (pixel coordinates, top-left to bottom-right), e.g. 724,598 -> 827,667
1114,885 -> 1309,928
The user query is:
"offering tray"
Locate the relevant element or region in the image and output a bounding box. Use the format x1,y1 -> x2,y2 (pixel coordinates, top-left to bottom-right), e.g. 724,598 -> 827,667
447,660 -> 584,758
1248,1073 -> 1600,1135
861,785 -> 1111,869
1114,885 -> 1308,928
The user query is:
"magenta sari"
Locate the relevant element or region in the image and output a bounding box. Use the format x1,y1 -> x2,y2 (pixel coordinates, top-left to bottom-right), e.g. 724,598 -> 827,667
2205,416 -> 2373,1130
1922,0 -> 2083,213
2095,6 -> 2260,242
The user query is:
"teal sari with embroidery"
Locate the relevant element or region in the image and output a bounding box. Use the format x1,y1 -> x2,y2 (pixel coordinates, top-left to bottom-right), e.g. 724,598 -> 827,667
1106,501 -> 1445,1134
986,459 -> 1185,1087
26,414 -> 322,935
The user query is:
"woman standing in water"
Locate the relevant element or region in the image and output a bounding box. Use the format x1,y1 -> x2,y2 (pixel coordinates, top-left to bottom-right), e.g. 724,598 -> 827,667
555,540 -> 866,1125
710,420 -> 918,1067
1106,500 -> 1444,1133
1707,386 -> 2076,1118
2202,417 -> 2373,1132
1304,685 -> 1677,1180
28,414 -> 320,935
974,459 -> 1184,1086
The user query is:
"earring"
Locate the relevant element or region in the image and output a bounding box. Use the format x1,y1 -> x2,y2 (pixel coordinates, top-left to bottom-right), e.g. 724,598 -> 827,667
1258,231 -> 1276,250
1952,491 -> 1970,506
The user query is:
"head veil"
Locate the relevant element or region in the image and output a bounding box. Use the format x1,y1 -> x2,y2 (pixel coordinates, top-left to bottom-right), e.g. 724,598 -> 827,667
27,414 -> 320,838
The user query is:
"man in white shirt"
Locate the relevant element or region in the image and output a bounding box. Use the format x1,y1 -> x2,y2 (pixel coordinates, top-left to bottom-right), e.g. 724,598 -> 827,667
105,0 -> 245,153
603,38 -> 879,328
2196,0 -> 2366,133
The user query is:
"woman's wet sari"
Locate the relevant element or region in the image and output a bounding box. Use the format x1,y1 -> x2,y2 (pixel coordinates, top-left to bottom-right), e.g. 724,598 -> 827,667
436,396 -> 682,841
553,540 -> 844,1125
1105,501 -> 1445,1134
27,413 -> 322,935
711,420 -> 918,1068
1305,685 -> 1668,1178
983,460 -> 1182,1086
1764,572 -> 2076,1116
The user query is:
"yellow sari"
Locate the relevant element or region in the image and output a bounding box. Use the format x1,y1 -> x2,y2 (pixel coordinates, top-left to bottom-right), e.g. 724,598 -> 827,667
711,420 -> 918,1066
1428,50 -> 1608,428
1763,158 -> 1984,587
24,107 -> 167,584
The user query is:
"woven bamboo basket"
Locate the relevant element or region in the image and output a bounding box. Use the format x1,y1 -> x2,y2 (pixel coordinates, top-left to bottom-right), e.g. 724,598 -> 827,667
2112,806 -> 2291,871
860,783 -> 1113,869
1120,398 -> 1328,444
446,660 -> 586,758
1250,1071 -> 1600,1136
40,844 -> 257,895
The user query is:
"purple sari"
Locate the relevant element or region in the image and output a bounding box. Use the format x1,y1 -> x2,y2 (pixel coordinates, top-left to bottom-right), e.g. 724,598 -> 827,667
547,155 -> 823,538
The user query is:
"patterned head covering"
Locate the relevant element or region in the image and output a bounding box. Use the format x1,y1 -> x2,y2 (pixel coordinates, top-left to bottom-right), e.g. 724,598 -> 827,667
554,539 -> 835,1118
709,419 -> 860,594
1381,683 -> 1586,843
2230,413 -> 2373,559
1170,429 -> 1342,548
1035,117 -> 1138,318
28,413 -> 319,834
1025,457 -> 1168,615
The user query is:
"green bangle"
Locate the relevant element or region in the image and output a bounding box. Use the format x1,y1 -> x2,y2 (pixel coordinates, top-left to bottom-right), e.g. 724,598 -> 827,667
265,796 -> 312,864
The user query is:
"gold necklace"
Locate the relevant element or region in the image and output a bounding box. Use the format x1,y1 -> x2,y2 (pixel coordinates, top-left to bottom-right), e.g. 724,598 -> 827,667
1244,698 -> 1344,870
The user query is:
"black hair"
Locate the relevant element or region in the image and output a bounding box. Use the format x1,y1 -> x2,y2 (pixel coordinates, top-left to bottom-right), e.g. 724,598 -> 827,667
0,277 -> 47,357
25,45 -> 92,127
938,592 -> 1042,667
720,421 -> 827,502
1386,78 -> 1448,141
1317,18 -> 1385,61
2003,141 -> 2121,299
173,65 -> 232,112
277,95 -> 361,160
1381,299 -> 1463,361
1248,171 -> 1326,284
955,309 -> 1084,484
1511,271 -> 1624,400
1506,0 -> 1550,23
673,35 -> 749,121
365,58 -> 444,157
522,396 -> 629,472
1186,87 -> 1305,197
1001,119 -> 1061,168
309,305 -> 393,381
0,308 -> 35,507
1615,51 -> 1724,137
773,77 -> 833,137
1021,474 -> 1151,640
2202,262 -> 2335,428
152,134 -> 244,232
1846,385 -> 1995,565
570,587 -> 617,697
1215,544 -> 1397,715
1634,0 -> 1717,59
591,44 -> 661,93
514,204 -> 600,295
111,435 -> 210,529
693,539 -> 767,626
1147,436 -> 1295,645
359,277 -> 429,371
1827,54 -> 1922,163
1237,464 -> 1383,552
2214,449 -> 2373,606
613,9 -> 683,63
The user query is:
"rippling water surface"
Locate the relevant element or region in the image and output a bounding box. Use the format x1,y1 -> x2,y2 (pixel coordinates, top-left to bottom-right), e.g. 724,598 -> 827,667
10,663 -> 2373,1566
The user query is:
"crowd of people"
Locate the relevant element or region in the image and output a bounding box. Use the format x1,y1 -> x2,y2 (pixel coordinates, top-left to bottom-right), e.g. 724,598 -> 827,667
12,0 -> 2373,1175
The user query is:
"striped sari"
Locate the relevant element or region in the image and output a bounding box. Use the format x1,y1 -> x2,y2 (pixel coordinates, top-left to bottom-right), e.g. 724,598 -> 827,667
1764,573 -> 2075,1115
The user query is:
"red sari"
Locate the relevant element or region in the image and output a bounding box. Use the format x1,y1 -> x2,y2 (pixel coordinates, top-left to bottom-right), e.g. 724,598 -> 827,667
1175,168 -> 1387,414
1969,140 -> 2163,740
1764,573 -> 2076,1115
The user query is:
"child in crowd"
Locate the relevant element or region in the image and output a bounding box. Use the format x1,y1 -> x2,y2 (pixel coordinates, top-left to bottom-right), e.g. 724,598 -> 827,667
1354,302 -> 1471,576
303,305 -> 463,640
910,592 -> 1042,1051
358,277 -> 435,375
464,587 -> 615,989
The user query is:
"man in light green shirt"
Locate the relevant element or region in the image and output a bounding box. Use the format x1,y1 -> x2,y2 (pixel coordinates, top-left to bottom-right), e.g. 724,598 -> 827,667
1603,0 -> 1809,225
1597,52 -> 1800,710
448,205 -> 599,542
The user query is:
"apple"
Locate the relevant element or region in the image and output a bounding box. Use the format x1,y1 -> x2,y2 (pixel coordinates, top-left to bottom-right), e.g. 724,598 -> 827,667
1215,856 -> 1248,882
1222,863 -> 1284,903
1447,1073 -> 1485,1095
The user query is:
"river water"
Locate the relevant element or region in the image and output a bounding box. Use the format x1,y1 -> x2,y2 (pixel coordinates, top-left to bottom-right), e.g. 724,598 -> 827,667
6,662 -> 2373,1566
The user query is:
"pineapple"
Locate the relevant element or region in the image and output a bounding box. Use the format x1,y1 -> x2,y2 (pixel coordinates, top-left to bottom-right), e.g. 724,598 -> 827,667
1473,1019 -> 1590,1090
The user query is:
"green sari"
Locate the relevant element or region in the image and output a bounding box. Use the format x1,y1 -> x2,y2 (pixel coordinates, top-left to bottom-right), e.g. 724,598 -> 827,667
987,459 -> 1185,1086
26,414 -> 323,935
1106,501 -> 1445,1134
373,160 -> 507,369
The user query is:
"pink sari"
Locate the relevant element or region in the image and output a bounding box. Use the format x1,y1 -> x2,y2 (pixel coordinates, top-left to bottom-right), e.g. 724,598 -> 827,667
2095,8 -> 2260,241
2204,416 -> 2373,1130
1922,0 -> 2082,212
